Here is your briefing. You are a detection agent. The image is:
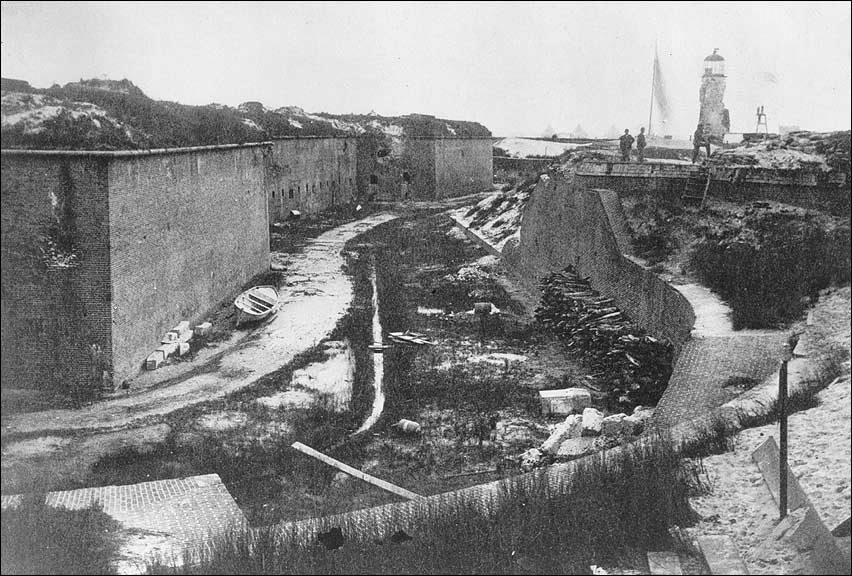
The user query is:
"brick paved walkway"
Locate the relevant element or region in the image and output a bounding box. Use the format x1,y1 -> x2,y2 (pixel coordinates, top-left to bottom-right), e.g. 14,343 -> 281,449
1,474 -> 246,574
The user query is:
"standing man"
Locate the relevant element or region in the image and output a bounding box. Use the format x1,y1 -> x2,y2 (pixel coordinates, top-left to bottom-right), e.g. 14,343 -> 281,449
692,124 -> 711,163
619,129 -> 635,161
636,127 -> 647,162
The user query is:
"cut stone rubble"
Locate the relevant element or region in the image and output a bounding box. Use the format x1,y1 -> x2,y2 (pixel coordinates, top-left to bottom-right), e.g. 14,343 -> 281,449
539,388 -> 592,416
582,407 -> 604,436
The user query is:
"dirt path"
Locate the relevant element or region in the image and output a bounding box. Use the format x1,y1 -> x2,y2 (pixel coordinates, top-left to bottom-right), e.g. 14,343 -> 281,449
1,213 -> 398,439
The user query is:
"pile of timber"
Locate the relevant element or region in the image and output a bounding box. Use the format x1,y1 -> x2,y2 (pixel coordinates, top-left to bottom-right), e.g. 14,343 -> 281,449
535,267 -> 673,407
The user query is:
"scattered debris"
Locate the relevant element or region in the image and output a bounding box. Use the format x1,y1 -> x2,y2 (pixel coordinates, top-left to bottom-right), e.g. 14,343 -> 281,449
193,322 -> 212,337
539,388 -> 592,416
581,407 -> 604,436
387,331 -> 434,346
536,267 -> 673,408
390,419 -> 422,434
368,343 -> 393,353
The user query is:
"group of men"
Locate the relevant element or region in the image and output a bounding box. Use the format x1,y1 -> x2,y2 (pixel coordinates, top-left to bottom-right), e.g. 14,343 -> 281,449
618,124 -> 714,163
618,127 -> 646,162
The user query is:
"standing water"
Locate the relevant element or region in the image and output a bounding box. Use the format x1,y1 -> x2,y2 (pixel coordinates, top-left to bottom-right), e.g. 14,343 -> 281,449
354,258 -> 385,434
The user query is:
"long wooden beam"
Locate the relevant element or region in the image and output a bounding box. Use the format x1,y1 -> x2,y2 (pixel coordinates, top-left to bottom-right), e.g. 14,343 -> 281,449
291,441 -> 424,501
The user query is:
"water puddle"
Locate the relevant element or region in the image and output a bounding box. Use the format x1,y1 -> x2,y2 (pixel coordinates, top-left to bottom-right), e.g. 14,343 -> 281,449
354,259 -> 385,434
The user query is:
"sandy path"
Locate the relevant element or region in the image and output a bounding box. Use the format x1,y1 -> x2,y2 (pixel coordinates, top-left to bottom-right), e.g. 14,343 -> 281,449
1,213 -> 398,438
688,286 -> 851,574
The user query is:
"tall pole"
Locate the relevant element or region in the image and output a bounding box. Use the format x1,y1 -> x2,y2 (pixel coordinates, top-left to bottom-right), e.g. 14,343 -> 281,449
778,344 -> 790,519
648,44 -> 657,137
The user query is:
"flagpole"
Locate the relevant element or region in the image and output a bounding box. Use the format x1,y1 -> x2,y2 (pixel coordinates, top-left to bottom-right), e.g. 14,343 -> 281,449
648,43 -> 657,137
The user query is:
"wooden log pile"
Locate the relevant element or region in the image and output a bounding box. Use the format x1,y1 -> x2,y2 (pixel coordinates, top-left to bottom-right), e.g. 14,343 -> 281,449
535,267 -> 673,408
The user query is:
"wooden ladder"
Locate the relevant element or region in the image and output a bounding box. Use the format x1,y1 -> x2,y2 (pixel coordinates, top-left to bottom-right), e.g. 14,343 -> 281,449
682,164 -> 711,208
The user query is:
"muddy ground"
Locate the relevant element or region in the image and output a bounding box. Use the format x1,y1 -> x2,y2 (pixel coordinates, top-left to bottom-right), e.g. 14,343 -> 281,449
2,203 -> 587,527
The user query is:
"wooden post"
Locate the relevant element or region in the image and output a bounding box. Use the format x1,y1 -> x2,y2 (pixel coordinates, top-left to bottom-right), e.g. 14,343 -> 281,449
291,441 -> 424,501
779,349 -> 789,519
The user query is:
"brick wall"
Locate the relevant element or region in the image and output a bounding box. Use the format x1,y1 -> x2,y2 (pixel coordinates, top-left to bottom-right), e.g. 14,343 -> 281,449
266,138 -> 358,220
503,175 -> 695,353
1,154 -> 113,392
107,146 -> 269,382
434,138 -> 493,198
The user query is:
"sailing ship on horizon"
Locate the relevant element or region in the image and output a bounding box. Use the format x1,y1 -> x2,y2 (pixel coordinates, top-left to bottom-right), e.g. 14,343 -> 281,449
648,44 -> 672,139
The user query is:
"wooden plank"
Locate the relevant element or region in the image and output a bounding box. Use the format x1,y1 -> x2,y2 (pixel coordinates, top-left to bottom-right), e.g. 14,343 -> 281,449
751,437 -> 809,512
647,551 -> 683,575
291,442 -> 424,501
697,535 -> 749,575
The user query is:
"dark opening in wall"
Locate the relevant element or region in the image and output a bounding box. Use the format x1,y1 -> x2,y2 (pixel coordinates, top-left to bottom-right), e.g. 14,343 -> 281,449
288,189 -> 294,199
402,171 -> 411,183
370,174 -> 378,185
376,148 -> 391,158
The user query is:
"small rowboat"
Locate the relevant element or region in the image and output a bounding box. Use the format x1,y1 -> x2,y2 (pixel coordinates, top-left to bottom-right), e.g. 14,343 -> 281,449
235,285 -> 279,326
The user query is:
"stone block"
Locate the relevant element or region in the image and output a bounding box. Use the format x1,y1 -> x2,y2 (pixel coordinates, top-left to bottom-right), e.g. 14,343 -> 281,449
600,413 -> 627,436
172,321 -> 190,334
623,414 -> 644,436
178,342 -> 191,356
519,448 -> 545,472
539,388 -> 592,416
582,407 -> 604,436
176,329 -> 194,343
145,350 -> 165,370
161,332 -> 178,344
556,437 -> 597,459
647,551 -> 684,575
633,406 -> 655,422
194,322 -> 213,337
157,342 -> 179,359
541,415 -> 583,455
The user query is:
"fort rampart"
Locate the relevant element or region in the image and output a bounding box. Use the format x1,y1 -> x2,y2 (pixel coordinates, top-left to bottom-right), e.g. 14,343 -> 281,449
2,134 -> 493,393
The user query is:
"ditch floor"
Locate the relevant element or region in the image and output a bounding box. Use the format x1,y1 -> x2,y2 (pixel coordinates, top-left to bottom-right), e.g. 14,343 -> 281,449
2,203 -> 589,527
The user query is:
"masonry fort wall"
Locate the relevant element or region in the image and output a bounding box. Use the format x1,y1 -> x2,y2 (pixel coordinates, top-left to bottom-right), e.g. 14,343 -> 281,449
1,153 -> 113,392
503,175 -> 695,353
357,137 -> 491,201
2,133 -> 492,392
266,137 -> 358,220
435,138 -> 493,199
107,145 -> 269,383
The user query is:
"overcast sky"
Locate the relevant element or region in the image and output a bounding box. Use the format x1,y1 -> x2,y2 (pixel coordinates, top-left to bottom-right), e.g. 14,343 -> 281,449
2,1 -> 850,137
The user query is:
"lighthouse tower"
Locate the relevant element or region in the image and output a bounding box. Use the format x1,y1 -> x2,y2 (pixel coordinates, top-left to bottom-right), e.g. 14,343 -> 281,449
699,49 -> 730,141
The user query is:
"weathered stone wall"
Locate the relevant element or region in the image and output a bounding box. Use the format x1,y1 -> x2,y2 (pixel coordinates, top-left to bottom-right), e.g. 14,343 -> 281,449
357,137 -> 436,201
266,137 -> 358,220
434,138 -> 493,198
357,137 -> 492,201
503,175 -> 695,352
1,153 -> 113,392
575,161 -> 850,215
107,145 -> 270,383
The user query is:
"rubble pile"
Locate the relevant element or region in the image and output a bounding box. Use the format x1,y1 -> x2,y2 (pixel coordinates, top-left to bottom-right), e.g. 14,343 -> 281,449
519,405 -> 656,470
535,267 -> 673,408
715,130 -> 851,174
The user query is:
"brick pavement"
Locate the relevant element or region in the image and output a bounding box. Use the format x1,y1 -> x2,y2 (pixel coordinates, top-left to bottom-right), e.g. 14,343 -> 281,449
1,474 -> 246,574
